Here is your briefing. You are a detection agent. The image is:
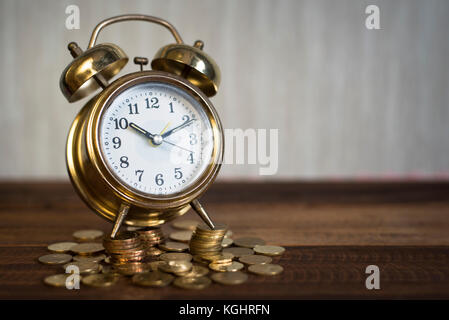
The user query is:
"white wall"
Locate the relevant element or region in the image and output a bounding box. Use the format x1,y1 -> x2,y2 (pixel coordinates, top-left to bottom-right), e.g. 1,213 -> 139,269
1,0 -> 448,180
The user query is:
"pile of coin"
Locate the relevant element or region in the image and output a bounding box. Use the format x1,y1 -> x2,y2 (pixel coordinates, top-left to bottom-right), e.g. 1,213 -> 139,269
38,221 -> 286,289
103,231 -> 146,264
189,223 -> 227,257
136,227 -> 165,247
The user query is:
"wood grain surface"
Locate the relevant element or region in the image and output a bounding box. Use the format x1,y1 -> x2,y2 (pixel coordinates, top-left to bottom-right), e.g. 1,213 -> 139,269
1,181 -> 449,299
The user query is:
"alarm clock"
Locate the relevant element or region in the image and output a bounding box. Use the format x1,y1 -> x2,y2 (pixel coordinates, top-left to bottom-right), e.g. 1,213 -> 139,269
60,14 -> 223,237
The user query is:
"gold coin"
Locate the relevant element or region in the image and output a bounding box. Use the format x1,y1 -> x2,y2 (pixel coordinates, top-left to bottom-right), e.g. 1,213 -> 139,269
43,274 -> 75,287
248,263 -> 284,276
222,247 -> 254,258
239,254 -> 272,265
101,265 -> 121,277
158,241 -> 189,252
82,274 -> 118,287
172,219 -> 199,231
158,260 -> 192,275
38,253 -> 72,265
113,262 -> 150,276
181,265 -> 209,278
71,242 -> 105,256
73,229 -> 104,241
159,252 -> 192,262
63,261 -> 101,274
132,271 -> 174,287
209,261 -> 244,272
221,238 -> 233,248
174,276 -> 211,290
47,242 -> 78,253
126,226 -> 143,231
201,252 -> 234,263
73,254 -> 106,263
211,271 -> 248,285
147,261 -> 164,271
253,245 -> 285,256
234,237 -> 266,248
169,231 -> 193,243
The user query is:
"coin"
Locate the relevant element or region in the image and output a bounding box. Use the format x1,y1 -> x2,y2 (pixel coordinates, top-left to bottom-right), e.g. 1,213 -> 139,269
38,253 -> 72,265
73,254 -> 106,263
248,263 -> 284,276
132,271 -> 174,287
172,219 -> 199,231
174,276 -> 211,290
114,262 -> 150,276
221,238 -> 233,248
253,245 -> 285,256
239,254 -> 272,265
147,261 -> 164,271
126,226 -> 143,232
43,274 -> 74,287
71,242 -> 105,256
63,261 -> 102,274
159,252 -> 192,262
222,247 -> 254,258
234,237 -> 266,248
158,241 -> 189,252
47,242 -> 78,253
169,231 -> 193,243
201,252 -> 234,264
211,271 -> 248,285
82,274 -> 118,287
180,265 -> 209,278
189,223 -> 228,256
209,261 -> 244,272
158,260 -> 192,275
73,229 -> 104,241
101,265 -> 121,277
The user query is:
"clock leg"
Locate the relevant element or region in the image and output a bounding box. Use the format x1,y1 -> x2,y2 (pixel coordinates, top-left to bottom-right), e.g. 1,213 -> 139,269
190,199 -> 216,230
110,203 -> 130,238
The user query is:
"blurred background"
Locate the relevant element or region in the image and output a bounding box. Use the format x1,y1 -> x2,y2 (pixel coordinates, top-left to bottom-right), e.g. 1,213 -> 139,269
0,0 -> 448,181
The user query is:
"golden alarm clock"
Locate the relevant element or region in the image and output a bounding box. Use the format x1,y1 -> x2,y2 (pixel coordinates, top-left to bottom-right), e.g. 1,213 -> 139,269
59,14 -> 223,237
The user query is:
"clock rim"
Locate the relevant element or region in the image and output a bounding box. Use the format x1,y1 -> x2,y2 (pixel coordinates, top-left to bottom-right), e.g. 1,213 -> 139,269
86,70 -> 224,210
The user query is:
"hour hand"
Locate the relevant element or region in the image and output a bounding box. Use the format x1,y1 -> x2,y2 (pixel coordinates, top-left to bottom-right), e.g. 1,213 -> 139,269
129,122 -> 155,140
161,119 -> 195,139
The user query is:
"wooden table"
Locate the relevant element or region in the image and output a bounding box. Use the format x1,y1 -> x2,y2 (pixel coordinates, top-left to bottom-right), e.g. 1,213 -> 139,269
1,181 -> 449,299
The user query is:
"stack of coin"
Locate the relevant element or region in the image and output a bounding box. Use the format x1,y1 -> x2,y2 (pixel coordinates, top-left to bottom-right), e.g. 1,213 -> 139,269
189,223 -> 228,257
102,231 -> 146,264
136,227 -> 165,247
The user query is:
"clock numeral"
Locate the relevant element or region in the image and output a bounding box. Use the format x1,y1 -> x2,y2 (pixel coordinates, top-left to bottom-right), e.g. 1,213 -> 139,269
169,102 -> 174,113
182,115 -> 190,122
135,170 -> 144,182
174,168 -> 183,180
188,152 -> 194,164
189,133 -> 197,145
114,118 -> 128,130
155,173 -> 164,186
145,97 -> 159,109
112,137 -> 121,149
128,103 -> 139,115
120,156 -> 129,168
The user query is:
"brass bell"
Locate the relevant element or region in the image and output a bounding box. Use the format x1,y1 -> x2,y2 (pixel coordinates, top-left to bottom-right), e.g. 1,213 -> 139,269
152,40 -> 220,97
60,42 -> 128,102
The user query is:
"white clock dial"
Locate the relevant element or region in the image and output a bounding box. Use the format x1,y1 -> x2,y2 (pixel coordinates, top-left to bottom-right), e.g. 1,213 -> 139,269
99,81 -> 214,196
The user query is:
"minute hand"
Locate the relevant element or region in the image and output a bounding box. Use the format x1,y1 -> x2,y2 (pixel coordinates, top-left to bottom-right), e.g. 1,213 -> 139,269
161,119 -> 195,139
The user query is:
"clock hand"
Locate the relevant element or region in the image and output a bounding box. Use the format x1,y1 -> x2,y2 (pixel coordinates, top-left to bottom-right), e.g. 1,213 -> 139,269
161,119 -> 196,139
162,139 -> 194,153
129,122 -> 163,145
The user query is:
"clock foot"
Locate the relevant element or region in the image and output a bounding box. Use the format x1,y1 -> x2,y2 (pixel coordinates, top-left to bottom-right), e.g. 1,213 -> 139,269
191,199 -> 216,230
110,203 -> 130,238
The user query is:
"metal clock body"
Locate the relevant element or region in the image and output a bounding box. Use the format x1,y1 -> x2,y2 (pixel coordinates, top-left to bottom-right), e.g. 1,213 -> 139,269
60,15 -> 223,236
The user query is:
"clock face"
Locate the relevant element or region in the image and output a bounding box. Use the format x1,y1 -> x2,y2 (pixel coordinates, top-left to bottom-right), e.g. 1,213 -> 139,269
99,81 -> 215,196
